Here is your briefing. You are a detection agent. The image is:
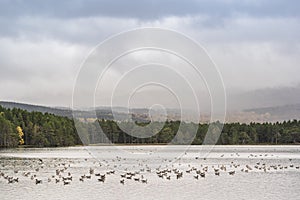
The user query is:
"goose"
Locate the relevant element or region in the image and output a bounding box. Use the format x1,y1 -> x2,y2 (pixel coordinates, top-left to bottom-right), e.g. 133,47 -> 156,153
246,165 -> 252,170
141,179 -> 147,184
98,177 -> 105,182
23,172 -> 30,177
158,174 -> 164,178
89,168 -> 94,174
200,172 -> 205,178
35,179 -> 42,184
8,178 -> 15,184
228,171 -> 235,175
86,175 -> 91,179
176,172 -> 183,179
63,181 -> 71,185
202,166 -> 208,172
126,175 -> 132,179
62,176 -> 72,181
214,168 -> 219,172
100,175 -> 106,179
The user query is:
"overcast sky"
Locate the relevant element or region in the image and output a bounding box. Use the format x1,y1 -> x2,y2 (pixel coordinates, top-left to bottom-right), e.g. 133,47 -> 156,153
0,0 -> 299,110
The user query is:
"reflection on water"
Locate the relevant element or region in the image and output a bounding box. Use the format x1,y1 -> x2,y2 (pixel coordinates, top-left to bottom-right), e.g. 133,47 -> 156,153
0,145 -> 300,200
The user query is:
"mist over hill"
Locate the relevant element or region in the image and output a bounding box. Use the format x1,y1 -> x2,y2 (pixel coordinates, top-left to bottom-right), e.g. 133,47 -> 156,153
1,101 -> 299,123
227,85 -> 300,111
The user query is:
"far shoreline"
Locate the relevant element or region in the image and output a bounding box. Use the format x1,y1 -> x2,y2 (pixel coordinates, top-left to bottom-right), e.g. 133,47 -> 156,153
1,143 -> 300,150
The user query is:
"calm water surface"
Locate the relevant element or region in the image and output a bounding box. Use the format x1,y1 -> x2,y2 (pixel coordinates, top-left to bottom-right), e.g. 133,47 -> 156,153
0,145 -> 299,200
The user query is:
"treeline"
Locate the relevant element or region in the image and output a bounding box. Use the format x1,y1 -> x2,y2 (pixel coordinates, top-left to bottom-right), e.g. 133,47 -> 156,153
79,119 -> 300,145
0,105 -> 300,148
0,106 -> 81,148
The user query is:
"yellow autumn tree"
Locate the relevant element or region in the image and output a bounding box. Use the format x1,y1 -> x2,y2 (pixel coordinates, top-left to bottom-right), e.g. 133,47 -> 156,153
16,126 -> 24,145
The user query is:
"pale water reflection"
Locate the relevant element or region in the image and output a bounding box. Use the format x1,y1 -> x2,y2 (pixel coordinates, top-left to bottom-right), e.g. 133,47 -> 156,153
0,145 -> 299,200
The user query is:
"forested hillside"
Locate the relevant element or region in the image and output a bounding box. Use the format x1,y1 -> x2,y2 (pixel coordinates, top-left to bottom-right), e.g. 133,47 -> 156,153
81,120 -> 300,145
0,105 -> 300,148
0,106 -> 81,148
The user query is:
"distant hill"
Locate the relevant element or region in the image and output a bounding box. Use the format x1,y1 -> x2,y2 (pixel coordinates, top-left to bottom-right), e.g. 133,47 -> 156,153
243,104 -> 300,122
0,101 -> 150,122
0,101 -> 73,117
1,101 -> 299,123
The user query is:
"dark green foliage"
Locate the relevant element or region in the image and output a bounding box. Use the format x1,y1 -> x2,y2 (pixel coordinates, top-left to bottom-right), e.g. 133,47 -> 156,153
0,105 -> 299,148
0,112 -> 19,147
92,119 -> 300,145
0,106 -> 81,148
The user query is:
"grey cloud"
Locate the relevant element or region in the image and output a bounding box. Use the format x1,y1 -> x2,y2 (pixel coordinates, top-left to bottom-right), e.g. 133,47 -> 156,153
0,0 -> 300,109
1,0 -> 300,46
0,0 -> 299,20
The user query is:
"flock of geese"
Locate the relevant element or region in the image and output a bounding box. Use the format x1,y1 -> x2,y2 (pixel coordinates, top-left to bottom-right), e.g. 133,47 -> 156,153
0,153 -> 299,186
